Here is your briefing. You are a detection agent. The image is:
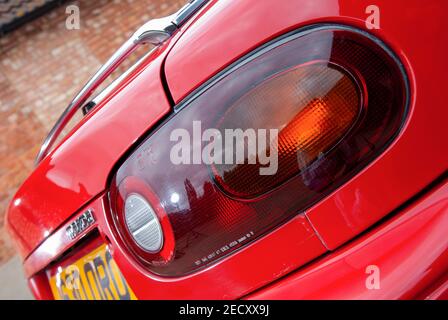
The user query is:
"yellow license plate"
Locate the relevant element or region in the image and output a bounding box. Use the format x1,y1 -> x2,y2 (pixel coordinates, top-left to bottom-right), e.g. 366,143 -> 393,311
47,243 -> 137,300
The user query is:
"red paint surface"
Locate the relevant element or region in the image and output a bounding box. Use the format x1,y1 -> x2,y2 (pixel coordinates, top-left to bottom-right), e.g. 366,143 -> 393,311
247,180 -> 448,300
5,0 -> 448,299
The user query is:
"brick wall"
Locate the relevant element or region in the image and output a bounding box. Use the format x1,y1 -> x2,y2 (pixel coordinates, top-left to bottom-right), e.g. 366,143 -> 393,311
0,0 -> 185,266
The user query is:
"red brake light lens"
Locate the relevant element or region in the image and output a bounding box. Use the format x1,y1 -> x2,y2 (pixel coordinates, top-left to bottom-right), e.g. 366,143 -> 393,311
110,25 -> 408,276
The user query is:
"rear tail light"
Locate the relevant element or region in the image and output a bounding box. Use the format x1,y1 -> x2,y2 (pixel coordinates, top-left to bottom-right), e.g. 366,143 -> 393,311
110,25 -> 409,276
213,62 -> 361,198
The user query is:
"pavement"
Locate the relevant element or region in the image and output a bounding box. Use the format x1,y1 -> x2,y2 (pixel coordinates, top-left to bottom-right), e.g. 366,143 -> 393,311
0,255 -> 33,300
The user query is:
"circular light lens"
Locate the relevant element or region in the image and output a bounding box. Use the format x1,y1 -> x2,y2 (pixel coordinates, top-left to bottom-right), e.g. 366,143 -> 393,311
124,193 -> 163,253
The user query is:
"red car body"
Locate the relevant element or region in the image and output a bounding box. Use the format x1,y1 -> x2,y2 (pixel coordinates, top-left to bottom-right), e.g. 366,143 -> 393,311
5,0 -> 448,299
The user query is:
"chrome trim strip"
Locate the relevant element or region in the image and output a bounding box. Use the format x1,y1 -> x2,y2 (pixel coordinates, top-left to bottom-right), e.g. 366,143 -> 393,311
90,47 -> 157,106
172,0 -> 209,27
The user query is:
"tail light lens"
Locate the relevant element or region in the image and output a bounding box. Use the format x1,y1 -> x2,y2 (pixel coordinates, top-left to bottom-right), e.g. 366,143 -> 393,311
213,62 -> 361,198
110,25 -> 408,276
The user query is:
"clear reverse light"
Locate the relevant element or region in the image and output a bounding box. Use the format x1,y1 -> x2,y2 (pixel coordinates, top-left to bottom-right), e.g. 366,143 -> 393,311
124,194 -> 164,253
